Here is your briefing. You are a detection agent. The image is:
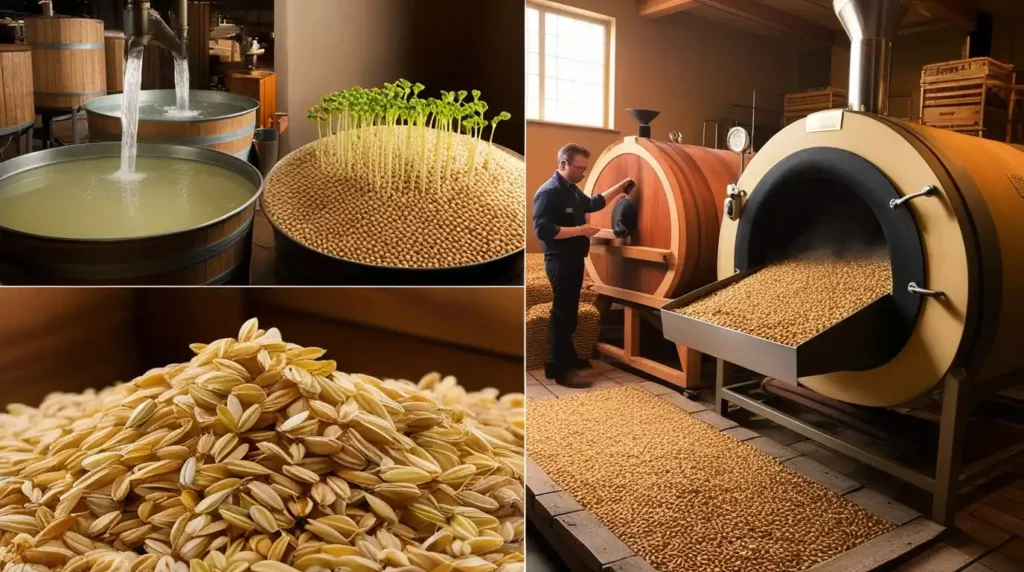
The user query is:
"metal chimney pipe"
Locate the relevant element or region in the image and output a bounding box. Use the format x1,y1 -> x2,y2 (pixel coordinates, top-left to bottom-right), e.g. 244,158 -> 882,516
834,0 -> 908,114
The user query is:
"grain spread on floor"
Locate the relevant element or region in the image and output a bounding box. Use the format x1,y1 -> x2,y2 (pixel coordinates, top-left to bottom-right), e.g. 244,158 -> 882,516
528,386 -> 893,572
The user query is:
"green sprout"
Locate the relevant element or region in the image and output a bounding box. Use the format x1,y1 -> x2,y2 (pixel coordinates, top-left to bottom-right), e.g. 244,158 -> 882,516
307,79 -> 513,195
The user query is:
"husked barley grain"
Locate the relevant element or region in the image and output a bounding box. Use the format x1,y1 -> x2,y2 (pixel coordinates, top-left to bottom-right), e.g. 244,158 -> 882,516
263,127 -> 525,269
0,319 -> 524,572
674,257 -> 892,346
528,387 -> 893,572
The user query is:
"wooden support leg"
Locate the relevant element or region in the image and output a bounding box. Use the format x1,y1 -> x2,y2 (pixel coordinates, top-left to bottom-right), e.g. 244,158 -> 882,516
933,369 -> 970,526
623,307 -> 640,360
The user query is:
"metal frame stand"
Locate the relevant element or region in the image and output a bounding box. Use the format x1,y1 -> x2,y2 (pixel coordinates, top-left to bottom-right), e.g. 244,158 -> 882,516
0,121 -> 34,161
715,360 -> 1024,525
37,106 -> 84,148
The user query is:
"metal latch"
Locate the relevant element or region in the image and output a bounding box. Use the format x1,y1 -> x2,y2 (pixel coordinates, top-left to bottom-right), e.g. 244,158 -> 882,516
908,282 -> 945,298
890,185 -> 938,210
724,184 -> 747,221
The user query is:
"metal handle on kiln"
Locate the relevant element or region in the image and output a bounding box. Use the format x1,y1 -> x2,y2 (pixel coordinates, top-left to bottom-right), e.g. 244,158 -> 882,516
908,282 -> 945,298
890,185 -> 937,210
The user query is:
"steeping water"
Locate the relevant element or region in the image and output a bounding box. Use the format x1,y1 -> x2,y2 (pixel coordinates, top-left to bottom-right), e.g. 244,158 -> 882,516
115,46 -> 145,181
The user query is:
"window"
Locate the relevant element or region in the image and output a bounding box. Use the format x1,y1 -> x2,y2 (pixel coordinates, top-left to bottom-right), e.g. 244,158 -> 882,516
526,2 -> 613,129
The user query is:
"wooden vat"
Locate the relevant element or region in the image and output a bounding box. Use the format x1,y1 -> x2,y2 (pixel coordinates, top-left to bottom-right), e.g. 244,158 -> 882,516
84,90 -> 259,160
0,143 -> 263,286
24,16 -> 106,109
0,45 -> 34,132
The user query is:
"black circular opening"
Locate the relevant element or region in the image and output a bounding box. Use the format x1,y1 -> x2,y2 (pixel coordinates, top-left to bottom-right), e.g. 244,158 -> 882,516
734,147 -> 924,361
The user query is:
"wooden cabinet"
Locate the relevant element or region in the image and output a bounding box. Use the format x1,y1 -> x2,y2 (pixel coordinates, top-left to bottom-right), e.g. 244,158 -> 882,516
229,70 -> 276,129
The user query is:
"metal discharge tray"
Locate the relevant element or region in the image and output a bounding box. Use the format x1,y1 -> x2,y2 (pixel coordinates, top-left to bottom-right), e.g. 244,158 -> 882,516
660,266 -> 906,385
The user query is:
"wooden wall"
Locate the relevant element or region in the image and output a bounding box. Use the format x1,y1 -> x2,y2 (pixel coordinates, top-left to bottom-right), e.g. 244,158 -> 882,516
0,289 -> 140,406
0,288 -> 524,408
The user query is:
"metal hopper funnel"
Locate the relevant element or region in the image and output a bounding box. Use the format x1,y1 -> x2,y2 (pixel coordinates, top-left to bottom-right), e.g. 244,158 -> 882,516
834,0 -> 908,114
627,108 -> 660,138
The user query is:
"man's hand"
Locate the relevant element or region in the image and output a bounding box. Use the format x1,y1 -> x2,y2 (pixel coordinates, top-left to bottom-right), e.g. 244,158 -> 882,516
577,225 -> 601,238
623,178 -> 637,195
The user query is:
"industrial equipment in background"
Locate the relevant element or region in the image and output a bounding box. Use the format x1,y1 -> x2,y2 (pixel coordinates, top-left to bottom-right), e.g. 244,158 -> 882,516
661,0 -> 1024,526
582,108 -> 748,389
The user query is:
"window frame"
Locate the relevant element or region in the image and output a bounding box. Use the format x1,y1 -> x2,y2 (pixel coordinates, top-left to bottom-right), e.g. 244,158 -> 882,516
527,0 -> 615,130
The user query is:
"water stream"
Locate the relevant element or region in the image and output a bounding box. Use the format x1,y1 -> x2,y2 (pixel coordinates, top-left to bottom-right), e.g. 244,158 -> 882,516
174,56 -> 190,111
114,46 -> 145,181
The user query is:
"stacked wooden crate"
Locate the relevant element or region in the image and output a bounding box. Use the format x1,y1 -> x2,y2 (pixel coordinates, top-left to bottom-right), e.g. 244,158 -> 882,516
920,57 -> 1015,142
783,88 -> 847,126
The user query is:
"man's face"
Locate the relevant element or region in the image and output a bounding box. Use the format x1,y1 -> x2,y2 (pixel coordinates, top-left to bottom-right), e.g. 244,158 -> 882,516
561,156 -> 588,184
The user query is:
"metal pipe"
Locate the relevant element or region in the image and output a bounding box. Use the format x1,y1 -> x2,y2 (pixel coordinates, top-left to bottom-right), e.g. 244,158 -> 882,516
123,0 -> 188,61
833,0 -> 908,114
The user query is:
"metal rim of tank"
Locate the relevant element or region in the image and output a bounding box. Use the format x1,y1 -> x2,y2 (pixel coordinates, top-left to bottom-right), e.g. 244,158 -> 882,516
261,142 -> 525,283
0,142 -> 264,243
83,90 -> 260,123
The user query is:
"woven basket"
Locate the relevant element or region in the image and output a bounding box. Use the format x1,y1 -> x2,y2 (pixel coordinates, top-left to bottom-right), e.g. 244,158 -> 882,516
526,301 -> 601,371
526,253 -> 599,309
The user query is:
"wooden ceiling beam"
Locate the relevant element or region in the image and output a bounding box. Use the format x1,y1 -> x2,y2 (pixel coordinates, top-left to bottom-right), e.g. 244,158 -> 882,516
909,0 -> 977,31
638,0 -> 835,45
637,0 -> 702,18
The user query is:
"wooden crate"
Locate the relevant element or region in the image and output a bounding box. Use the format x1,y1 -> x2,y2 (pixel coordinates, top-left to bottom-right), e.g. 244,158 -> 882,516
920,57 -> 1015,142
921,57 -> 1014,86
783,88 -> 846,126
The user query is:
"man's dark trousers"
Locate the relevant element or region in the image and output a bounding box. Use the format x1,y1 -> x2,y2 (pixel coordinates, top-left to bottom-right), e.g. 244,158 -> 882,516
544,253 -> 585,379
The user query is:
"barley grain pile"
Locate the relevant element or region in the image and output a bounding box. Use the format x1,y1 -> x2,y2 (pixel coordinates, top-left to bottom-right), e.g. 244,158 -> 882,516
263,128 -> 525,269
0,319 -> 524,572
528,387 -> 892,572
674,257 -> 892,346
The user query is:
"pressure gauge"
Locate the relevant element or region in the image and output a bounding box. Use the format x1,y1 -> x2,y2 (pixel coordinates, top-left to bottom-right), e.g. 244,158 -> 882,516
726,126 -> 751,154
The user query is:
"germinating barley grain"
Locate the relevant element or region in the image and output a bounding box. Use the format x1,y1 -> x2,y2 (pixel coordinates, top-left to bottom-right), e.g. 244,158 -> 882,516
0,319 -> 524,572
528,387 -> 893,572
264,128 -> 524,269
674,257 -> 892,346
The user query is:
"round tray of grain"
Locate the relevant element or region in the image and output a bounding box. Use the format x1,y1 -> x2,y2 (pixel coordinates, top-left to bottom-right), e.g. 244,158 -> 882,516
261,81 -> 525,285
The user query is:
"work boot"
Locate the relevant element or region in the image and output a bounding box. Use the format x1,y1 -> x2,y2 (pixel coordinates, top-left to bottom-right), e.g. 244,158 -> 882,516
557,369 -> 593,388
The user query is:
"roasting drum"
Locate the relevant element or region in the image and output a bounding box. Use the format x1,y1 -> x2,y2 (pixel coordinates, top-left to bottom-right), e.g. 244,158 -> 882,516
719,110 -> 1024,407
582,136 -> 741,299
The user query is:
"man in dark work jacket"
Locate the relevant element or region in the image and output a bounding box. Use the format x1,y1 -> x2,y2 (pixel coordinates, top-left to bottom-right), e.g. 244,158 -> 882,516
533,143 -> 634,387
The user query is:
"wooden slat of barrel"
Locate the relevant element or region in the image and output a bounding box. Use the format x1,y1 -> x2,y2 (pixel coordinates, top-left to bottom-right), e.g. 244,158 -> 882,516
26,17 -> 106,110
0,45 -> 34,130
0,205 -> 256,285
87,110 -> 256,157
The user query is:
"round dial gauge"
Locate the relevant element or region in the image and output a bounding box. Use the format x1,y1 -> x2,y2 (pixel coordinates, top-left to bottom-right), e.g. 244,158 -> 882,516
727,126 -> 751,153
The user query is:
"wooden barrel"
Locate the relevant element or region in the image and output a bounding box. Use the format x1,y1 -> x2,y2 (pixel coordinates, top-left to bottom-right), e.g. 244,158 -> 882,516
583,136 -> 743,300
25,17 -> 106,109
0,143 -> 263,286
0,45 -> 34,133
104,30 -> 163,93
84,90 -> 259,160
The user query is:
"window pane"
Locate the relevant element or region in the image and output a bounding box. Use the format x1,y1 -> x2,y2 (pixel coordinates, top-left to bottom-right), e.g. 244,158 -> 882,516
529,3 -> 609,128
526,8 -> 539,31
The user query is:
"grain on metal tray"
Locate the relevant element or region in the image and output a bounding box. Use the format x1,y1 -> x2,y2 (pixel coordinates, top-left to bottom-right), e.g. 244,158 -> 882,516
528,387 -> 893,572
0,318 -> 524,572
673,257 -> 892,346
